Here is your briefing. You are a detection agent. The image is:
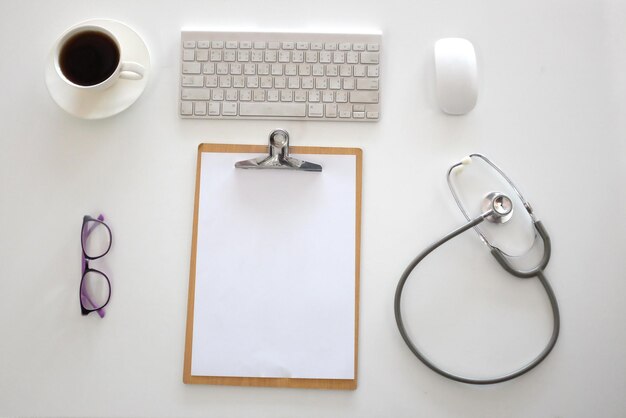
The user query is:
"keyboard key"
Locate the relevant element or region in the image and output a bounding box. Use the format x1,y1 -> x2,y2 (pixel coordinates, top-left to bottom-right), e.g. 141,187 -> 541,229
326,65 -> 338,76
210,50 -> 222,61
366,111 -> 379,119
271,64 -> 283,75
311,42 -> 323,50
282,42 -> 294,50
308,103 -> 323,117
308,91 -> 320,102
253,41 -> 266,49
350,91 -> 379,103
267,90 -> 279,102
278,51 -> 290,62
354,65 -> 366,77
322,91 -> 334,102
260,76 -> 273,88
325,103 -> 338,117
357,79 -> 379,90
353,111 -> 365,119
251,50 -> 264,62
194,101 -> 207,115
292,51 -> 304,63
329,78 -> 341,90
315,78 -> 327,89
324,42 -> 337,51
240,89 -> 252,101
230,63 -> 242,75
285,64 -> 297,76
353,43 -> 365,51
288,77 -> 300,89
353,104 -> 365,112
244,64 -> 256,75
226,89 -> 238,101
274,76 -> 286,88
305,51 -> 318,63
265,50 -> 277,62
257,63 -> 270,75
280,90 -> 293,101
196,50 -> 209,61
347,52 -> 359,64
312,64 -> 324,76
183,41 -> 196,48
216,63 -> 228,74
343,78 -> 355,90
296,42 -> 309,50
240,41 -> 252,49
367,65 -> 379,77
197,41 -> 210,48
181,88 -> 211,100
181,101 -> 193,115
202,63 -> 215,74
268,41 -> 280,50
183,49 -> 195,61
224,50 -> 236,62
233,76 -> 245,88
240,103 -> 306,117
319,51 -> 332,64
246,76 -> 259,88
301,77 -> 314,89
294,90 -> 307,102
333,52 -> 345,63
366,43 -> 379,51
253,90 -> 265,101
360,52 -> 379,64
336,91 -> 348,102
340,65 -> 352,77
211,41 -> 224,49
339,42 -> 351,51
299,64 -> 311,76
208,102 -> 220,115
212,89 -> 224,100
182,62 -> 201,74
238,51 -> 250,62
223,103 -> 237,115
205,75 -> 218,87
182,75 -> 204,87
226,41 -> 238,49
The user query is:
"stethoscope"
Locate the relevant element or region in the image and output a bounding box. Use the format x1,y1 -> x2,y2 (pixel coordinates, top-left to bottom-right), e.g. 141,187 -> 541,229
394,154 -> 560,385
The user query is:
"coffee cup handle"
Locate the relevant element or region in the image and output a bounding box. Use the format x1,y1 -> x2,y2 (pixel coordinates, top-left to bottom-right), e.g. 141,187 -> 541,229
119,61 -> 145,80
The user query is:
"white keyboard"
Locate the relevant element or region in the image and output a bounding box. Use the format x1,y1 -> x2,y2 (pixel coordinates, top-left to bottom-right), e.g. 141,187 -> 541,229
180,31 -> 381,121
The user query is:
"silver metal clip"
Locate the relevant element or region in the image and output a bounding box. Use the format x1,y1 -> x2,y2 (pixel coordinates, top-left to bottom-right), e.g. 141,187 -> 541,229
235,129 -> 322,172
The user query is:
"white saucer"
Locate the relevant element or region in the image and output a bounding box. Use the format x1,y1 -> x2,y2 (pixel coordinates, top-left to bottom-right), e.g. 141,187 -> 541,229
45,19 -> 150,119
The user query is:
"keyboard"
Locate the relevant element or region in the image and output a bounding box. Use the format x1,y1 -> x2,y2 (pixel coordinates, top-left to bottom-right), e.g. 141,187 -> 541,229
180,31 -> 381,121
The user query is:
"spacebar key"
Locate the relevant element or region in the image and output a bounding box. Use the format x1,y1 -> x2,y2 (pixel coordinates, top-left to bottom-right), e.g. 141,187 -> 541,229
239,103 -> 306,117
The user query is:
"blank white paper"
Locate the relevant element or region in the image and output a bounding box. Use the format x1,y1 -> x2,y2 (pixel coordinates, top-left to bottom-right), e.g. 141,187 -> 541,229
191,151 -> 357,380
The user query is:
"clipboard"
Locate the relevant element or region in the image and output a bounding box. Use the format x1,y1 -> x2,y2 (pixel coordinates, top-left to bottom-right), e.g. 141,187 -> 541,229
183,131 -> 362,390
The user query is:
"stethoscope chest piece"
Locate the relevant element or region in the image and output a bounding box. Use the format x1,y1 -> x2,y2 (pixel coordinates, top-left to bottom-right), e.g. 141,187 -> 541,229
394,154 -> 560,385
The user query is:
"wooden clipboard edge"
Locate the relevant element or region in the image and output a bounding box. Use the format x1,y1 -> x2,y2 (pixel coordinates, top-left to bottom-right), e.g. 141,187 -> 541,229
183,143 -> 362,390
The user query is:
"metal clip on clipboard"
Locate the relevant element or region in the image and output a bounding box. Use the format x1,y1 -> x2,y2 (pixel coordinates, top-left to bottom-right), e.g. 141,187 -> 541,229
235,129 -> 322,172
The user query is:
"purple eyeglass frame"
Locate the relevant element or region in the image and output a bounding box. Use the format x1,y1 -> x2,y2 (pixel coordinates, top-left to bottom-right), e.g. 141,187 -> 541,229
80,214 -> 112,318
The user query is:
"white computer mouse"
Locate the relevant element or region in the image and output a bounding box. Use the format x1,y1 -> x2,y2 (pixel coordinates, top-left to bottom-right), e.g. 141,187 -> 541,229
434,38 -> 478,115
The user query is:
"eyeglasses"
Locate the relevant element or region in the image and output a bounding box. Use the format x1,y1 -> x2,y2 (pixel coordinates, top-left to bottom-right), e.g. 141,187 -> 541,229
80,214 -> 112,317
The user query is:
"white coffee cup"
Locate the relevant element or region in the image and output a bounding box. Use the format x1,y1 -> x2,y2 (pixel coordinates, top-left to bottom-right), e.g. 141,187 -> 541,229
54,24 -> 145,91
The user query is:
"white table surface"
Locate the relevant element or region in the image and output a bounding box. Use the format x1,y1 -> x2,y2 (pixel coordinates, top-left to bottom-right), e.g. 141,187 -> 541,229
1,0 -> 625,417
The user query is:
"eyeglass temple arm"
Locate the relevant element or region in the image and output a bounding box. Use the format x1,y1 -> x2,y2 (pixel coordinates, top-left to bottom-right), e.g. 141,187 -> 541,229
81,214 -> 106,318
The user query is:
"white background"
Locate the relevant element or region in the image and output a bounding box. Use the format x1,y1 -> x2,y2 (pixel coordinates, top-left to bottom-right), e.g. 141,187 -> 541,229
1,0 -> 625,417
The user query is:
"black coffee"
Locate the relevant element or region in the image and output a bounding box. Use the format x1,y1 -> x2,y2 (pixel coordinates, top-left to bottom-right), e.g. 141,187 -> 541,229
59,31 -> 120,86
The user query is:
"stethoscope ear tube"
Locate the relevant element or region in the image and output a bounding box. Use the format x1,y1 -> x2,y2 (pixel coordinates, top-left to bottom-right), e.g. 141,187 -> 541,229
394,214 -> 560,385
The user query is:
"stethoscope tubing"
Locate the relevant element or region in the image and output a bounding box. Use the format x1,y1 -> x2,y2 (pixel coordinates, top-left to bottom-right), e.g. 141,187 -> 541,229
394,211 -> 560,385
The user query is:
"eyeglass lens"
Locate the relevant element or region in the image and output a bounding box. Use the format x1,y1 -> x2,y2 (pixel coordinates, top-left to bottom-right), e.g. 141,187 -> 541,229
80,270 -> 110,311
82,219 -> 111,259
